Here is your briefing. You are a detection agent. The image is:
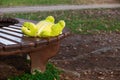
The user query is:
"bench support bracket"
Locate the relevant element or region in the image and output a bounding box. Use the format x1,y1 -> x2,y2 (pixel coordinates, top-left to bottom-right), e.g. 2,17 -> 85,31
29,41 -> 60,73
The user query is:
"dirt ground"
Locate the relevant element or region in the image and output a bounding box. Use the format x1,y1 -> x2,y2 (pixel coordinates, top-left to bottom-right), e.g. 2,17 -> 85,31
0,6 -> 120,80
0,32 -> 120,80
72,0 -> 120,4
92,0 -> 120,4
55,32 -> 120,80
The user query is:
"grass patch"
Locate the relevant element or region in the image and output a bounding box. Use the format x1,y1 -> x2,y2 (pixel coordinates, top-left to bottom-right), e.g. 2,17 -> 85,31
0,0 -> 98,7
0,0 -> 71,7
3,8 -> 120,34
1,0 -> 119,7
8,63 -> 62,80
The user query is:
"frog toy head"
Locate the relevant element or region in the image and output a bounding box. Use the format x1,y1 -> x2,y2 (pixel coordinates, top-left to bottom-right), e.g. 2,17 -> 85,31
21,22 -> 37,37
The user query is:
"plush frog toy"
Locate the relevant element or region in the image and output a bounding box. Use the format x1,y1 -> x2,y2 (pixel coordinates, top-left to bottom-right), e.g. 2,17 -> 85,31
21,16 -> 65,38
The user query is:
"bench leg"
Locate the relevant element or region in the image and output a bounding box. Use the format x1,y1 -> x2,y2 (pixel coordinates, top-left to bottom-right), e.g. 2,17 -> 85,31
29,41 -> 60,73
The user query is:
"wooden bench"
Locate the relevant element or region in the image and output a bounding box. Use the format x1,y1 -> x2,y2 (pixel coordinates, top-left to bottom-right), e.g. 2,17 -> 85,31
0,17 -> 70,72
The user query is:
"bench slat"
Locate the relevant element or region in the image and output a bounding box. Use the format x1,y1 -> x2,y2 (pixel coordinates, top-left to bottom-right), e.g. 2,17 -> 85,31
0,37 -> 17,45
3,27 -> 22,33
0,29 -> 23,37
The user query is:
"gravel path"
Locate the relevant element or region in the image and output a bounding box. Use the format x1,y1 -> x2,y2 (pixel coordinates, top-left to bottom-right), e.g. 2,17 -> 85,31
0,4 -> 120,13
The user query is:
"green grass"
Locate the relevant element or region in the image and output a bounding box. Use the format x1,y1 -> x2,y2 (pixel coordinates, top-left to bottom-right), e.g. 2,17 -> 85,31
8,63 -> 62,80
3,8 -> 120,34
0,0 -> 71,7
1,0 -> 119,7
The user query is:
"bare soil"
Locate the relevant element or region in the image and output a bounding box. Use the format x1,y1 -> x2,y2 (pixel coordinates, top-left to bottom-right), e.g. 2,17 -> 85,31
54,32 -> 120,80
0,32 -> 120,80
92,0 -> 120,4
73,0 -> 120,4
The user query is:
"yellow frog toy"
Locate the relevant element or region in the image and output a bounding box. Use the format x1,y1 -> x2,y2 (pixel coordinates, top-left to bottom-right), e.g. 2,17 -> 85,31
21,16 -> 65,38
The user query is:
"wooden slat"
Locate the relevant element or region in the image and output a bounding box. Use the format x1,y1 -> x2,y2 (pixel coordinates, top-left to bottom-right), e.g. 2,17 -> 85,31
1,32 -> 22,43
0,37 -> 17,45
3,27 -> 22,33
14,23 -> 22,27
9,25 -> 22,30
0,29 -> 23,37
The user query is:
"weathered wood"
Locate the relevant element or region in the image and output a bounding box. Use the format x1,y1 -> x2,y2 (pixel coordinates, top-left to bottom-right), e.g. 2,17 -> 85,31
0,17 -> 70,72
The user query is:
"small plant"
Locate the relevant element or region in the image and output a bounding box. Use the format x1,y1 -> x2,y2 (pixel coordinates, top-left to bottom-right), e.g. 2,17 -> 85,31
8,63 -> 62,80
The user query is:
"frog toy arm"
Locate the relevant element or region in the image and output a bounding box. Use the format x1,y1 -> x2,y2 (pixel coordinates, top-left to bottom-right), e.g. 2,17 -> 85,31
40,20 -> 65,37
51,20 -> 65,37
